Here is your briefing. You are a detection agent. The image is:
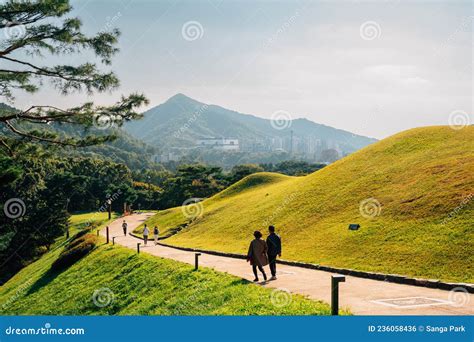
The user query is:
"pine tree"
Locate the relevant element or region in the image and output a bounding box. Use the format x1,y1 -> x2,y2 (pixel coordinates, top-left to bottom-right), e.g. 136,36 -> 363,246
0,0 -> 148,154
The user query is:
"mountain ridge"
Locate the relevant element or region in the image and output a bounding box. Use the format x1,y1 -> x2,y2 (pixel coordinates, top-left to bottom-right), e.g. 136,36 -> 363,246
124,94 -> 378,158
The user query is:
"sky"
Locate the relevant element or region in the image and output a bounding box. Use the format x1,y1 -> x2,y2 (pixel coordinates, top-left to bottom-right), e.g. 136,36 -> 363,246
8,0 -> 473,139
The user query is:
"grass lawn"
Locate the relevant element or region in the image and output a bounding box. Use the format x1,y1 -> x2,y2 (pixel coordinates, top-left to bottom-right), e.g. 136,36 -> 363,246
135,126 -> 474,283
0,237 -> 334,315
69,211 -> 119,232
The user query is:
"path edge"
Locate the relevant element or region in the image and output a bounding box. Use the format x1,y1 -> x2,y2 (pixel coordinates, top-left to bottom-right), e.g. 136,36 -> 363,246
129,232 -> 473,293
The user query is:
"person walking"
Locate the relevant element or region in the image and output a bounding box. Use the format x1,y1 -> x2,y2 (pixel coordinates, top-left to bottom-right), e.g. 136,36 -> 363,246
143,224 -> 149,246
153,225 -> 160,245
246,231 -> 268,282
122,220 -> 128,236
266,225 -> 282,280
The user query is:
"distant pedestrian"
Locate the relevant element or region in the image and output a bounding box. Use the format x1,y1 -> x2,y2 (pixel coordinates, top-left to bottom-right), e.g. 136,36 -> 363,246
247,231 -> 268,282
122,220 -> 128,236
153,226 -> 160,245
143,224 -> 149,246
266,225 -> 282,280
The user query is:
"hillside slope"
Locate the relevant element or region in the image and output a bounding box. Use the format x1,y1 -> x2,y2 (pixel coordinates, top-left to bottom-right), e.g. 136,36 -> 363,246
138,126 -> 474,283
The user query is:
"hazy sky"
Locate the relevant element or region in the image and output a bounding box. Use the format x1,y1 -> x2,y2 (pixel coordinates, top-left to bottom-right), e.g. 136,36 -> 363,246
10,0 -> 473,139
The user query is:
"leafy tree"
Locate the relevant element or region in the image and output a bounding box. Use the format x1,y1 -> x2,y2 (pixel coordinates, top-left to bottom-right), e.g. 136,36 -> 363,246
229,163 -> 264,183
261,160 -> 325,176
132,181 -> 162,210
0,151 -> 69,284
0,0 -> 148,283
0,0 -> 148,154
159,164 -> 224,208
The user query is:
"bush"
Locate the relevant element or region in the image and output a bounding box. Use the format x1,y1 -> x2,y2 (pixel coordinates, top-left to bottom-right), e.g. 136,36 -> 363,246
51,234 -> 98,271
70,228 -> 93,241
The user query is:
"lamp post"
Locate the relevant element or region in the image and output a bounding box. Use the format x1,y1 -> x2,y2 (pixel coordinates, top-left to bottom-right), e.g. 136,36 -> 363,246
147,175 -> 152,210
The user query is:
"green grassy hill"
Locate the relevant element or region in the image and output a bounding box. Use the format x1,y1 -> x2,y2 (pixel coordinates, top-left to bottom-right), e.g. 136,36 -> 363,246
0,216 -> 330,315
137,126 -> 474,283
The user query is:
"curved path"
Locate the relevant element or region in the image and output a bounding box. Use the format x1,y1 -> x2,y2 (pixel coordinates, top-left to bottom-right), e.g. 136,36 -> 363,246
101,213 -> 473,315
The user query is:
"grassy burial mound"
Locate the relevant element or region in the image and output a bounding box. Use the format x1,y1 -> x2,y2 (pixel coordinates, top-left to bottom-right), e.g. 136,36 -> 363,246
136,126 -> 474,283
0,233 -> 331,315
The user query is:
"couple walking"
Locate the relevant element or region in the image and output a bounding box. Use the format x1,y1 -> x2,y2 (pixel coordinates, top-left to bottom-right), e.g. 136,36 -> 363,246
246,225 -> 281,282
142,224 -> 160,246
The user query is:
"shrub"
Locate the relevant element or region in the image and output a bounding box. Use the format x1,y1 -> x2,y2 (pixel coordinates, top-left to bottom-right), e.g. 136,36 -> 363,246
51,234 -> 98,271
70,228 -> 93,242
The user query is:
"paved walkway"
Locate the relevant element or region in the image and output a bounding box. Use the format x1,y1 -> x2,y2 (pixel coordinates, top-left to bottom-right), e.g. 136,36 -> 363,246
102,213 -> 473,315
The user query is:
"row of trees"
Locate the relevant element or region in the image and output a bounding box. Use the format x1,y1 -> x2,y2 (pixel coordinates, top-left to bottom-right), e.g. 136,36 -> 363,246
0,151 -> 160,283
133,160 -> 325,209
0,0 -> 149,283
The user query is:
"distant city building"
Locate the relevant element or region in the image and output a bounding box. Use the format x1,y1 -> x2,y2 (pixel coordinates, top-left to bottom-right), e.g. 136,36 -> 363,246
196,137 -> 239,151
152,152 -> 179,163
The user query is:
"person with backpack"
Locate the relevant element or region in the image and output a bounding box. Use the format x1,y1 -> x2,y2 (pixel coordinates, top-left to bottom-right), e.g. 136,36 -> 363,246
246,230 -> 268,282
153,226 -> 160,245
266,225 -> 282,280
143,224 -> 149,246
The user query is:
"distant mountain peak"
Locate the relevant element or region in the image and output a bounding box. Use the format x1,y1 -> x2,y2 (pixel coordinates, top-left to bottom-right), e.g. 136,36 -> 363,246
166,93 -> 201,105
125,95 -> 378,160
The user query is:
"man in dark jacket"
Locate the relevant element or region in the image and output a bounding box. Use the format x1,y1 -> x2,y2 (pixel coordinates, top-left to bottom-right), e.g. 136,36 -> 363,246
266,225 -> 282,280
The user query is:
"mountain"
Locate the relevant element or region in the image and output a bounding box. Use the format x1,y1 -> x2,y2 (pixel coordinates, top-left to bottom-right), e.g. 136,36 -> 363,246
124,94 -> 377,160
61,127 -> 162,172
135,126 -> 474,283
